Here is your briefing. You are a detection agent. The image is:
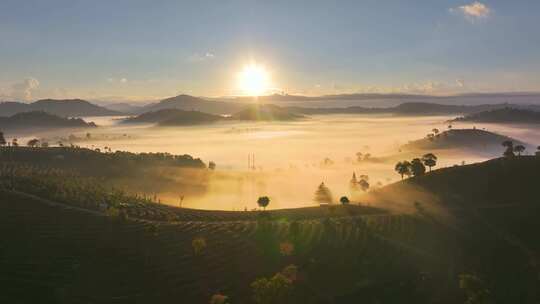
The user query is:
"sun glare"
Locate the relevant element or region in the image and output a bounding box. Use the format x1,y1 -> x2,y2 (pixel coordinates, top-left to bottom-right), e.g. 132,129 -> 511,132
237,64 -> 271,96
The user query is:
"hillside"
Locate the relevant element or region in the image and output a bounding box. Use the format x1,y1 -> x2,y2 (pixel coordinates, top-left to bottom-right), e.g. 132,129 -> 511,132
401,128 -> 528,153
124,109 -> 222,126
0,99 -> 119,117
0,111 -> 96,130
453,107 -> 540,124
2,156 -> 540,303
140,94 -> 244,115
231,104 -> 304,121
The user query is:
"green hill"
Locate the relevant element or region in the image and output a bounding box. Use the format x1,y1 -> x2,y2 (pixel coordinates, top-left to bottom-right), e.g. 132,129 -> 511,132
124,109 -> 222,126
453,107 -> 540,124
401,128 -> 529,153
0,111 -> 96,131
1,156 -> 540,303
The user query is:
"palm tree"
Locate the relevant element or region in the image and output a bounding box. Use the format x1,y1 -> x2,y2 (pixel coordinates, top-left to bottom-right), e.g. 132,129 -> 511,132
421,153 -> 438,171
257,196 -> 270,210
513,144 -> 525,156
395,161 -> 412,180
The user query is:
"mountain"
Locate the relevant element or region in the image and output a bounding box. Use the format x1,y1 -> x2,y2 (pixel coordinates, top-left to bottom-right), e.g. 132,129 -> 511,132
287,102 -> 540,116
401,129 -> 528,152
453,108 -> 540,124
102,102 -> 144,114
140,94 -> 244,115
124,109 -> 222,126
0,111 -> 96,130
0,99 -> 119,117
230,104 -> 304,121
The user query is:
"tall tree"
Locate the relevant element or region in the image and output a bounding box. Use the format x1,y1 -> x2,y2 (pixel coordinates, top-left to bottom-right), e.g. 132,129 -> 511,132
395,161 -> 412,180
314,182 -> 333,204
410,158 -> 426,177
421,153 -> 438,171
0,131 -> 6,147
502,140 -> 515,158
513,144 -> 525,156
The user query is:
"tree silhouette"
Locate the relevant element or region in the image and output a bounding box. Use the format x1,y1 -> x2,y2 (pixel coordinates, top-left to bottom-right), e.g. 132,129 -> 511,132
208,161 -> 216,170
358,179 -> 370,192
537,146 -> 540,156
0,132 -> 6,147
395,161 -> 412,180
421,153 -> 438,171
502,140 -> 515,158
349,172 -> 359,192
27,138 -> 39,148
340,196 -> 350,205
12,138 -> 18,147
410,158 -> 426,176
432,128 -> 440,135
257,196 -> 270,210
314,182 -> 333,204
513,144 -> 525,156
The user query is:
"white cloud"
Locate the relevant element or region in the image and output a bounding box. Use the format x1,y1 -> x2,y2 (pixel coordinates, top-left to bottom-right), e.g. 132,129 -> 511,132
11,78 -> 40,101
106,77 -> 128,84
187,52 -> 216,63
450,2 -> 491,22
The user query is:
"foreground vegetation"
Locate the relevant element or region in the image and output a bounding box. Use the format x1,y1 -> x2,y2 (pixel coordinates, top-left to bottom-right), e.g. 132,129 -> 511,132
1,156 -> 539,303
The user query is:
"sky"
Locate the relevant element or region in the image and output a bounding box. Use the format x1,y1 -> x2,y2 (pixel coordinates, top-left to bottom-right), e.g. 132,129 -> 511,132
1,0 -> 540,102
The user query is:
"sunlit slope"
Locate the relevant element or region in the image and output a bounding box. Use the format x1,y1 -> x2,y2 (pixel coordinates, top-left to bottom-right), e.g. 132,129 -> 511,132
2,180 -> 540,303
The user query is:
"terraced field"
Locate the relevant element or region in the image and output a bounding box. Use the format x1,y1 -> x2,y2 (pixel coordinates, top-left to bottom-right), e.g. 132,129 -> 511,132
2,156 -> 540,303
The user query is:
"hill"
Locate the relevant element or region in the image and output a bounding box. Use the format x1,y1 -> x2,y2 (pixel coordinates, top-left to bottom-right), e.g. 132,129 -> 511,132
140,94 -> 244,115
0,111 -> 96,131
401,129 -> 528,152
124,109 -> 222,126
0,99 -> 119,117
2,156 -> 540,303
231,104 -> 304,121
453,107 -> 540,124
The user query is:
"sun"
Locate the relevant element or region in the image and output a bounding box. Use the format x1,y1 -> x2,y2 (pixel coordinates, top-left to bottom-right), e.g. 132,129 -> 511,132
237,64 -> 271,96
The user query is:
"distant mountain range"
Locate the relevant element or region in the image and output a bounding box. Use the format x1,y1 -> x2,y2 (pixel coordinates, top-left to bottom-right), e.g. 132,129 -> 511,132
3,93 -> 540,119
0,111 -> 96,131
0,99 -> 119,117
137,94 -> 245,115
453,108 -> 540,124
123,104 -> 303,126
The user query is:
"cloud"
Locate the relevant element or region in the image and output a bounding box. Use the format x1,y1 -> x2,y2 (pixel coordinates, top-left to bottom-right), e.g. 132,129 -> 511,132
450,2 -> 491,22
106,77 -> 128,84
187,52 -> 215,63
11,78 -> 40,101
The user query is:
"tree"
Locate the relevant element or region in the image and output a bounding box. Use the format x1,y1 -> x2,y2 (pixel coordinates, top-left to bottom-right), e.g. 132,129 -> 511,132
395,161 -> 412,180
12,138 -> 18,147
27,138 -> 39,148
349,172 -> 359,192
208,161 -> 216,170
421,153 -> 438,171
459,274 -> 491,304
314,182 -> 333,204
513,144 -> 525,156
257,196 -> 270,210
0,131 -> 6,147
502,140 -> 514,158
410,158 -> 426,176
432,128 -> 439,135
537,146 -> 540,156
340,196 -> 350,205
358,179 -> 370,192
251,273 -> 293,304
